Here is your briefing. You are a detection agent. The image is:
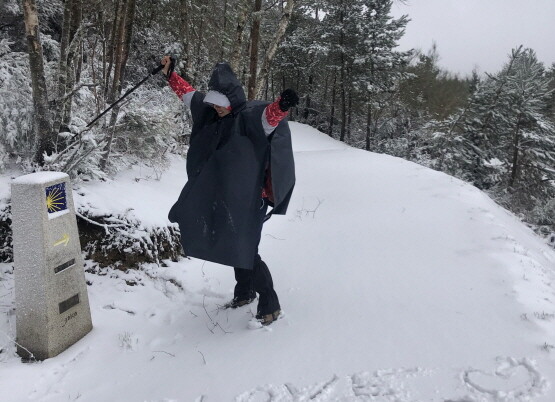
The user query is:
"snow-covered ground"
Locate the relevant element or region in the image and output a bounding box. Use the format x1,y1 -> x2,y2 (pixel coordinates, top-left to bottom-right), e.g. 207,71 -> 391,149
1,122 -> 555,401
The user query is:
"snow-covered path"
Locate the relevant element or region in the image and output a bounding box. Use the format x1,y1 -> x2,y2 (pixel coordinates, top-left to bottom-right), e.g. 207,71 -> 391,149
1,122 -> 554,401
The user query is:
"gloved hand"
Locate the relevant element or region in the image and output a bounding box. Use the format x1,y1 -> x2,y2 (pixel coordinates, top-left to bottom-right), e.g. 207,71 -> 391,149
278,89 -> 299,112
161,55 -> 176,79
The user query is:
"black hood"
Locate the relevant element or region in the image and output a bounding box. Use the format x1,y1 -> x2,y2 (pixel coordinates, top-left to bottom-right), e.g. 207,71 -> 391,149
208,63 -> 246,111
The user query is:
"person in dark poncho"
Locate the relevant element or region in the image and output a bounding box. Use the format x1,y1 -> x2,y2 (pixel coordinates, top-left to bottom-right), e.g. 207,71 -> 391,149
161,56 -> 298,326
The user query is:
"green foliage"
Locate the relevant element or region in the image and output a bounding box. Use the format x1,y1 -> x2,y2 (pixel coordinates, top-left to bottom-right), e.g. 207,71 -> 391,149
399,46 -> 470,120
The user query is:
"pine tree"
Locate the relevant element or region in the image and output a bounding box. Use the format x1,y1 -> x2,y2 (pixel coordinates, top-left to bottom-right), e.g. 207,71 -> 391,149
272,2 -> 329,127
424,47 -> 555,213
320,0 -> 364,139
501,49 -> 555,197
357,0 -> 411,150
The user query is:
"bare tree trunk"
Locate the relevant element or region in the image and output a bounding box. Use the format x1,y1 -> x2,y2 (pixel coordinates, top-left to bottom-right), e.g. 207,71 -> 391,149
220,0 -> 228,61
104,1 -> 123,97
338,2 -> 347,142
89,38 -> 102,116
179,0 -> 190,75
247,0 -> 262,100
118,0 -> 136,88
365,102 -> 372,151
100,0 -> 136,171
102,26 -> 106,94
270,72 -> 275,100
322,71 -> 329,128
193,3 -> 208,84
229,0 -> 250,73
323,72 -> 329,103
328,71 -> 337,137
101,6 -> 110,96
264,64 -> 270,99
60,0 -> 83,132
51,0 -> 72,137
347,87 -> 352,139
107,0 -> 129,104
22,0 -> 54,165
339,63 -> 347,140
75,39 -> 83,83
101,0 -> 128,170
255,0 -> 295,99
303,74 -> 313,121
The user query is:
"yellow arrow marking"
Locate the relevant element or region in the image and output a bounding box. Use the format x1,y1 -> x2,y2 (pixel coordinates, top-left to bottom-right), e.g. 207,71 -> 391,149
54,234 -> 70,247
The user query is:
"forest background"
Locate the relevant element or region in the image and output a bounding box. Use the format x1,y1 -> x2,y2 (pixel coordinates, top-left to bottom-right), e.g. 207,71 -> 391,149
1,0 -> 554,266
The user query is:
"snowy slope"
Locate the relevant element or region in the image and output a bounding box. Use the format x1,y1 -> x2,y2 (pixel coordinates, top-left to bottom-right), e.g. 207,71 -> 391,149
71,156 -> 187,228
1,122 -> 555,401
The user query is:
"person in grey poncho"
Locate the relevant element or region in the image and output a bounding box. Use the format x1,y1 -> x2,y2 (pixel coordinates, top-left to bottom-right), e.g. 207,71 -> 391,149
162,56 -> 298,325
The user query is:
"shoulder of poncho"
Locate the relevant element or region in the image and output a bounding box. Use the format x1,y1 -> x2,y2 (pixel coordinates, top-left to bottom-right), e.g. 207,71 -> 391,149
246,100 -> 271,108
238,100 -> 270,117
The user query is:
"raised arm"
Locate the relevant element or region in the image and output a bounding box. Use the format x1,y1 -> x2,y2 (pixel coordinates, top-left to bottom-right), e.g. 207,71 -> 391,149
161,56 -> 196,108
262,89 -> 299,136
168,72 -> 196,107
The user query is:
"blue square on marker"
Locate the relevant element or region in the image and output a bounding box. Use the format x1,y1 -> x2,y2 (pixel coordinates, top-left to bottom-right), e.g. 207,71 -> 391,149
45,182 -> 68,214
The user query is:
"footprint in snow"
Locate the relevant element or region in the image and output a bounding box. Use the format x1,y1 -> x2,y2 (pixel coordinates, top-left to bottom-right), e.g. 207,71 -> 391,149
196,287 -> 226,299
102,304 -> 136,315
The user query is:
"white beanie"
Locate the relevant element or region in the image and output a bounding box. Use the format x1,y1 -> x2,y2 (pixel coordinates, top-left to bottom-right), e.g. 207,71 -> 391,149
204,90 -> 231,108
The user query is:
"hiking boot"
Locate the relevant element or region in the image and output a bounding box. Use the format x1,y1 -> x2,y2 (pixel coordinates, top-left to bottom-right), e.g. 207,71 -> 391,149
222,296 -> 256,309
255,309 -> 281,326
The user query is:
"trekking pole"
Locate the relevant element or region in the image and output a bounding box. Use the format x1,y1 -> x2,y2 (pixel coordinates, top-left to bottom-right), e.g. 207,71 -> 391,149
86,63 -> 166,128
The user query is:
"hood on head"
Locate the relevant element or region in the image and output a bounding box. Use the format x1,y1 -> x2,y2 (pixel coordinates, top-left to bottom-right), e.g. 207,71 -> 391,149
207,63 -> 246,111
204,90 -> 231,108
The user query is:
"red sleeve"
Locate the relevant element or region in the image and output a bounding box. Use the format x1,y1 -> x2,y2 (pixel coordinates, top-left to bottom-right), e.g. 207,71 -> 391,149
168,72 -> 195,100
265,97 -> 288,127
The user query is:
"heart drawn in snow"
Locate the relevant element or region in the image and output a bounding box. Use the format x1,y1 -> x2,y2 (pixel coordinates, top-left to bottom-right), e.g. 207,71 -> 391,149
462,357 -> 547,399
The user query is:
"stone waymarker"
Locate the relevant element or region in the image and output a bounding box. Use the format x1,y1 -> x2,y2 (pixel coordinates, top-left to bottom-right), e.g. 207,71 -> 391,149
11,172 -> 92,360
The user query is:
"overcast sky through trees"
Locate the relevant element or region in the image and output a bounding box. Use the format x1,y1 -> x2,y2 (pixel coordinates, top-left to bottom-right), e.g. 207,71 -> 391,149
391,0 -> 555,76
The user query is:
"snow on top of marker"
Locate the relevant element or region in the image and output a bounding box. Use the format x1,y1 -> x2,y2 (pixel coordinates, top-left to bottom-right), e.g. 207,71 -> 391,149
12,171 -> 68,185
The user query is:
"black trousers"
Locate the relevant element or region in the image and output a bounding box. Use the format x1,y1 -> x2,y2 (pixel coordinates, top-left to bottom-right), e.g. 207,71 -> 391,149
233,199 -> 280,315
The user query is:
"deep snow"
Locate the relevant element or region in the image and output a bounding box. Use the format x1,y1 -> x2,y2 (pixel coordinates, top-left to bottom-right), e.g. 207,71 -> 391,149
0,122 -> 554,401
